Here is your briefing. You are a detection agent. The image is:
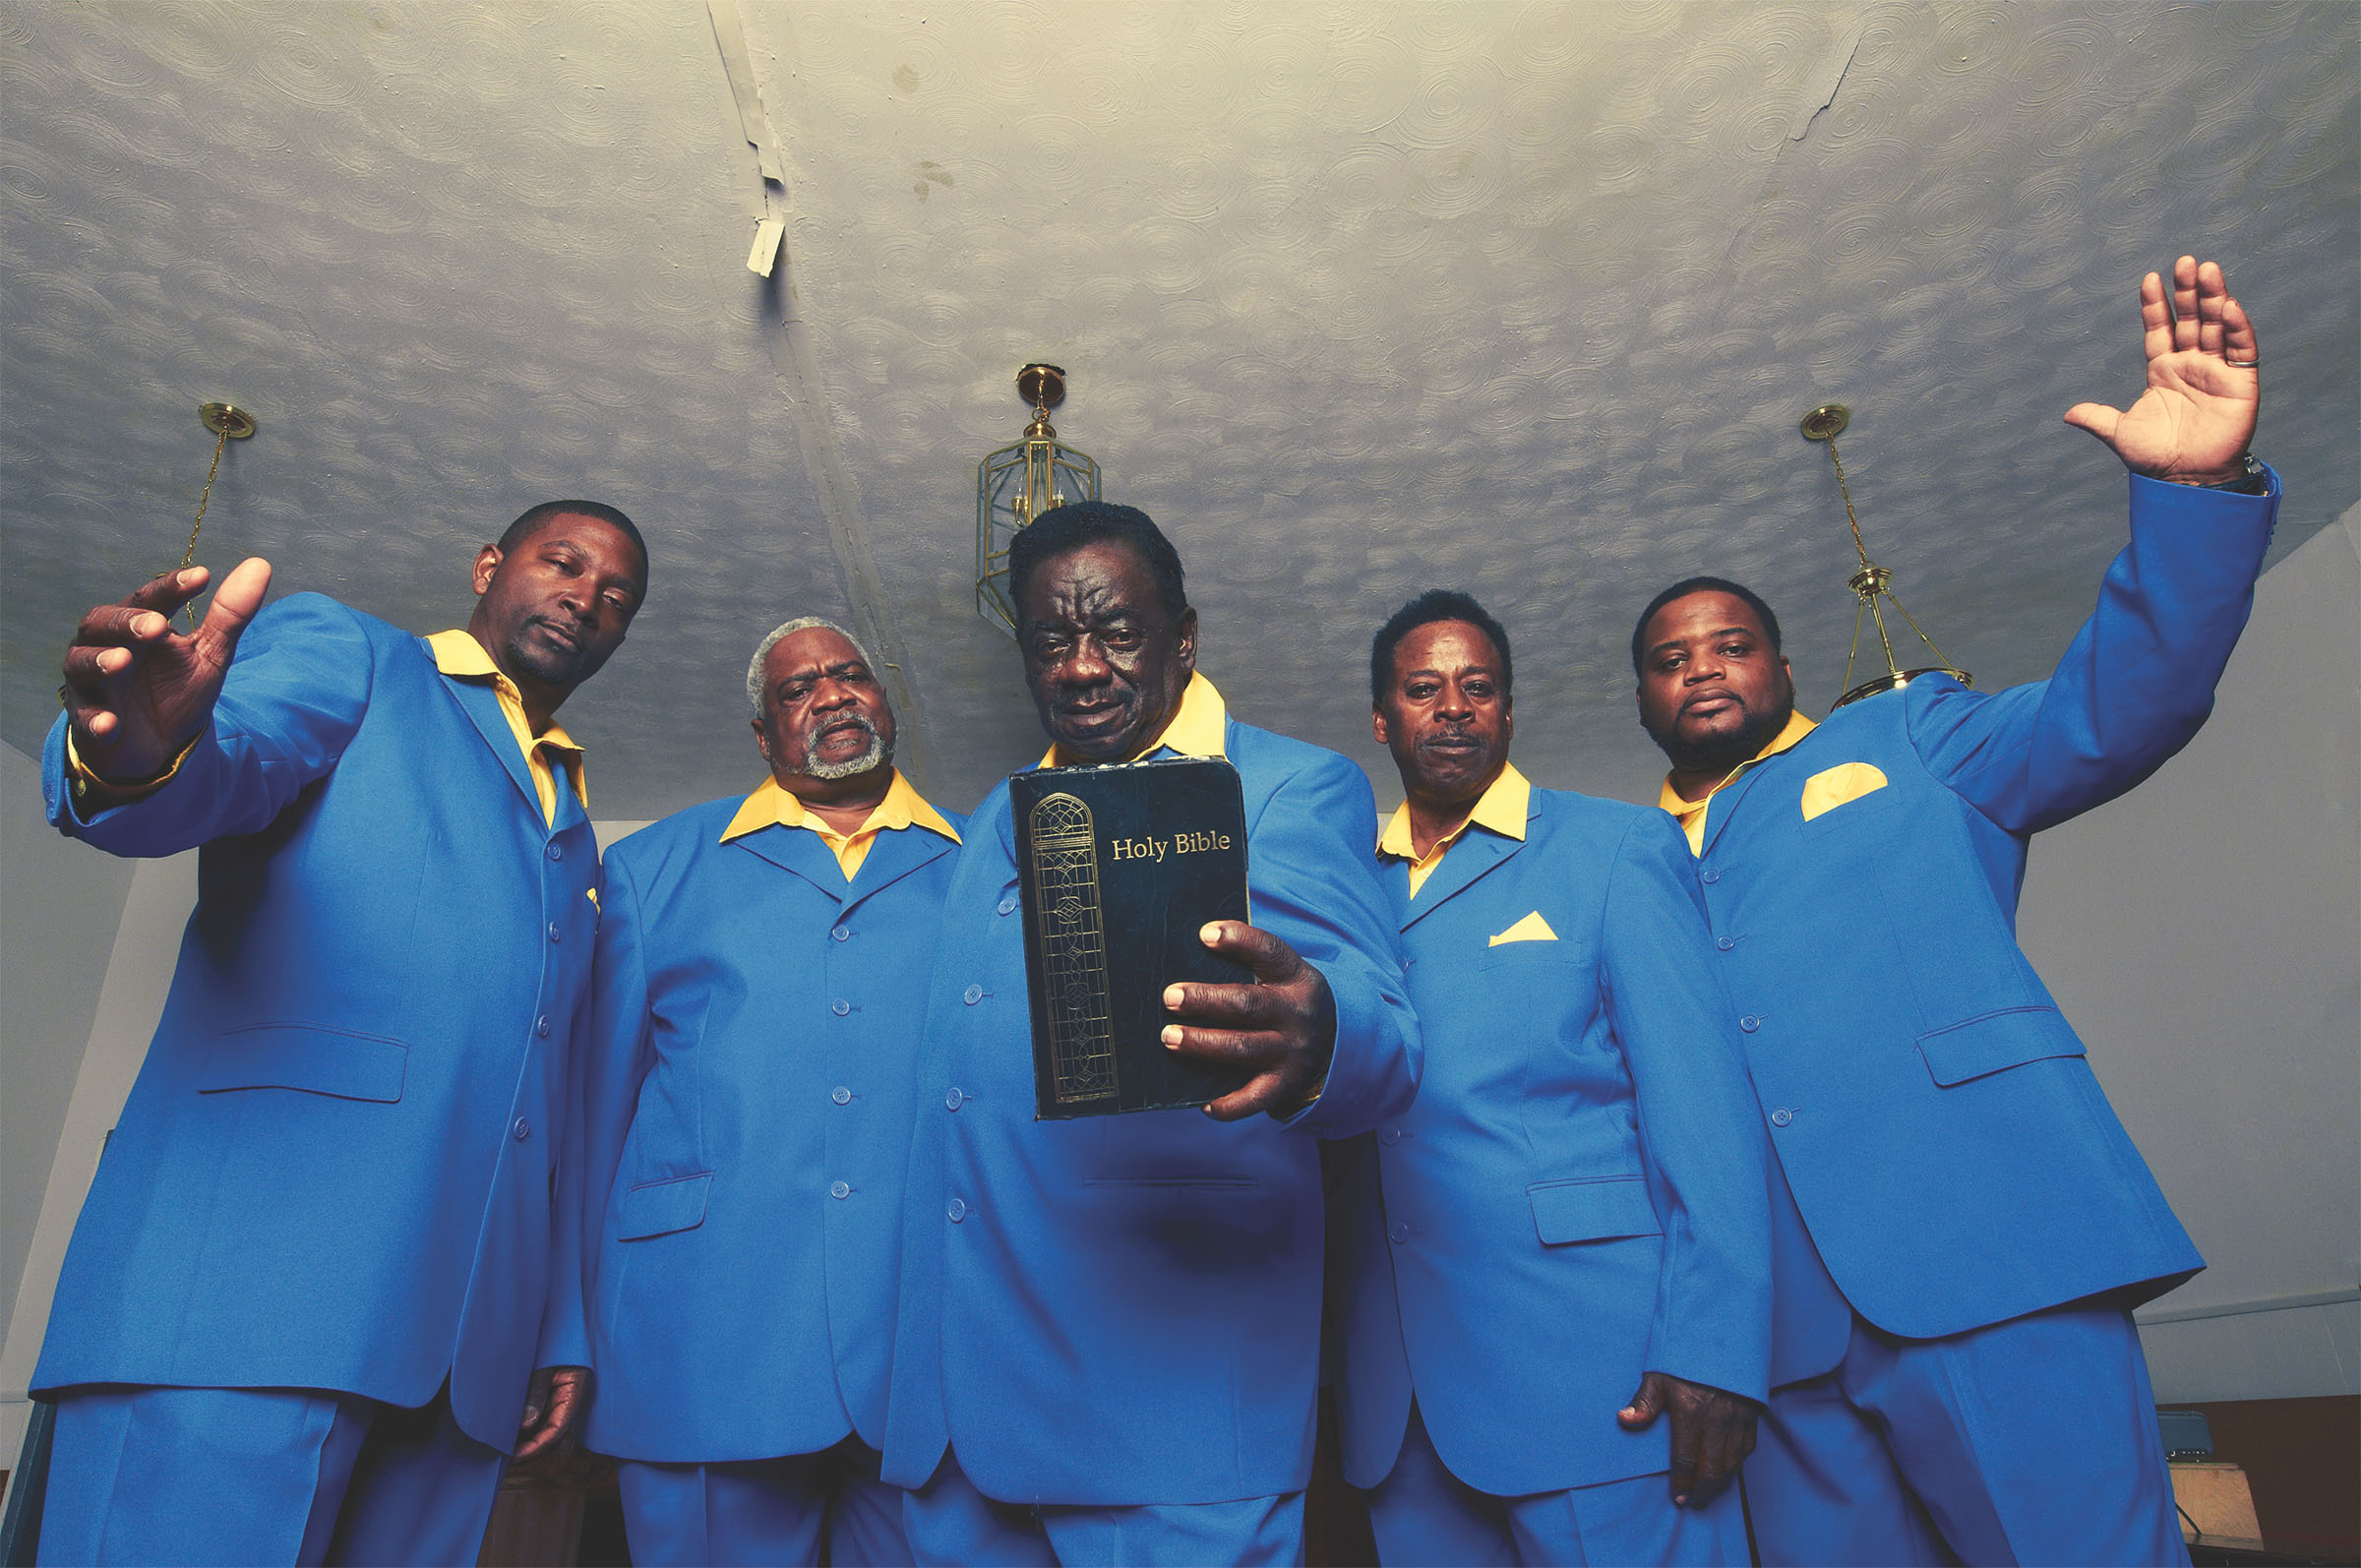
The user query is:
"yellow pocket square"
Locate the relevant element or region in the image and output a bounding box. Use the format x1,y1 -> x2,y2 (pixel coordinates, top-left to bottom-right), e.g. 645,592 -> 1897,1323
1800,762 -> 1889,822
1488,911 -> 1558,946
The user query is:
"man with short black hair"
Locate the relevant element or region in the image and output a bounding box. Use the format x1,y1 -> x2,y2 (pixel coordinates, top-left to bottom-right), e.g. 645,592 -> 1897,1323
881,500 -> 1420,1565
1329,588 -> 1769,1566
37,503 -> 645,1564
1632,255 -> 2279,1565
573,617 -> 960,1566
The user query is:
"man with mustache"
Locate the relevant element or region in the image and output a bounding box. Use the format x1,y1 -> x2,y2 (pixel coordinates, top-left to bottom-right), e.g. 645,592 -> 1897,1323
570,618 -> 961,1565
880,501 -> 1420,1565
1326,591 -> 1770,1565
1631,255 -> 2278,1565
35,503 -> 646,1564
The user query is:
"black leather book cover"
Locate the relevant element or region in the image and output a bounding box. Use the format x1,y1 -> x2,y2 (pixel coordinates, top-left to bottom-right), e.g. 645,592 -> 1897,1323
1010,756 -> 1254,1118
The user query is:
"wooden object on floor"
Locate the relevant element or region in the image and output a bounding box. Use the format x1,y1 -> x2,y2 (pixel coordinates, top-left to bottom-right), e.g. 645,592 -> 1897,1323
2174,1461 -> 2264,1544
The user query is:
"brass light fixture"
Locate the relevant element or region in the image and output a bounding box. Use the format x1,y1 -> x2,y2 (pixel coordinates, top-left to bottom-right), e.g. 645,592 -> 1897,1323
977,364 -> 1100,634
1801,403 -> 1969,708
178,401 -> 258,625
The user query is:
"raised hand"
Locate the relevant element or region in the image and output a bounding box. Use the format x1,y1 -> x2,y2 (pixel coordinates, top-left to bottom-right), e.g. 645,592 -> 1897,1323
61,558 -> 272,787
2064,255 -> 2260,485
1161,920 -> 1339,1120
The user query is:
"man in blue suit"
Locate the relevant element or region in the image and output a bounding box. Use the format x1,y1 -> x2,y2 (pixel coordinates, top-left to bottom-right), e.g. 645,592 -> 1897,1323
880,502 -> 1421,1565
575,617 -> 963,1566
35,502 -> 646,1565
1327,591 -> 1769,1566
1632,256 -> 2278,1566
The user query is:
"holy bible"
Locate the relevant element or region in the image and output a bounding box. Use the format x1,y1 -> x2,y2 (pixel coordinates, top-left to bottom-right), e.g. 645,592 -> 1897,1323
1010,756 -> 1254,1118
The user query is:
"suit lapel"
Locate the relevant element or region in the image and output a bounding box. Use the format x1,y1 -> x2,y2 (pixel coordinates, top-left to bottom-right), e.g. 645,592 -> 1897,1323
1698,755 -> 1782,858
1401,826 -> 1524,933
730,822 -> 850,903
446,677 -> 546,831
844,825 -> 957,915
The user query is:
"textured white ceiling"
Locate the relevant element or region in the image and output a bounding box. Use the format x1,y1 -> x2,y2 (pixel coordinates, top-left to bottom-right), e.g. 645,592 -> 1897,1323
4,2 -> 2355,820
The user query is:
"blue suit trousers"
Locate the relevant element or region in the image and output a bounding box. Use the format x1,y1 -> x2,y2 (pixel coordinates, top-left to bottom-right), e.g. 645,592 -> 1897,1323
902,1450 -> 1303,1566
617,1440 -> 909,1566
1364,1404 -> 1746,1567
38,1384 -> 505,1566
1745,1301 -> 2187,1567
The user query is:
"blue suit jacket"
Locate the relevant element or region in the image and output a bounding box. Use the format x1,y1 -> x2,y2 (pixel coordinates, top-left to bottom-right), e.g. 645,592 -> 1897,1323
1328,790 -> 1771,1496
1696,470 -> 2279,1383
574,787 -> 963,1462
880,715 -> 1421,1505
34,594 -> 598,1450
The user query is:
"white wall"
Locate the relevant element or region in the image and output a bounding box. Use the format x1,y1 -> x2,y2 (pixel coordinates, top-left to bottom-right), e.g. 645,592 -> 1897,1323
2020,504 -> 2361,1404
0,741 -> 134,1417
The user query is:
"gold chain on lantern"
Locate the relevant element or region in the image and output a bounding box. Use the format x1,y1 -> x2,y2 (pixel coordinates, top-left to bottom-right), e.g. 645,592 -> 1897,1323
1801,403 -> 1969,708
179,402 -> 258,626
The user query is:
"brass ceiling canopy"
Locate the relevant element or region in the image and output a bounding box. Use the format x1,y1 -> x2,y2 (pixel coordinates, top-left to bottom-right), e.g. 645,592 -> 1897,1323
1802,402 -> 1970,708
179,400 -> 259,625
977,364 -> 1102,635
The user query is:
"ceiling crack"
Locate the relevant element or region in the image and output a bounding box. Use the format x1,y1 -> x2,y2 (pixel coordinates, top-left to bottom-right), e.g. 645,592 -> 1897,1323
704,0 -> 934,788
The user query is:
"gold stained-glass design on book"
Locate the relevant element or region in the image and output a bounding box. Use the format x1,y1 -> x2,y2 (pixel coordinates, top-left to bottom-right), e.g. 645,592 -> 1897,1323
1028,793 -> 1118,1104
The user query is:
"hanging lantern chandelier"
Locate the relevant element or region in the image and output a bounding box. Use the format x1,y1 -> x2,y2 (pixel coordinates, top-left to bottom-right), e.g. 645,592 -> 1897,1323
977,364 -> 1101,634
1801,403 -> 1971,708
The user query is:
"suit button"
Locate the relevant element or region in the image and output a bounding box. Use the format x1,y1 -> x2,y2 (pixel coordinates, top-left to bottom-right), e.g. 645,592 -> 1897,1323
1702,869 -> 1723,884
1389,1223 -> 1410,1245
831,1086 -> 852,1105
831,926 -> 850,942
947,1198 -> 967,1223
1379,1128 -> 1402,1146
963,984 -> 984,1005
998,896 -> 1017,917
547,923 -> 563,943
832,998 -> 851,1017
535,1015 -> 551,1038
1716,936 -> 1735,951
513,1117 -> 530,1141
945,1088 -> 965,1111
1771,1108 -> 1794,1128
830,1180 -> 852,1199
1739,1014 -> 1761,1032
546,843 -> 564,862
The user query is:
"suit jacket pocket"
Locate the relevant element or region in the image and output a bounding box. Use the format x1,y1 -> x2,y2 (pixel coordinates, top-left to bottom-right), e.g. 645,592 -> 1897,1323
1915,1006 -> 2087,1086
616,1172 -> 714,1240
196,1023 -> 407,1103
1528,1175 -> 1662,1245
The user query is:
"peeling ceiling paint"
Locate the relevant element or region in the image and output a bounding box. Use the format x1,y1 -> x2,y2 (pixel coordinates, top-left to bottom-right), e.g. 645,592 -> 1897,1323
4,2 -> 2355,820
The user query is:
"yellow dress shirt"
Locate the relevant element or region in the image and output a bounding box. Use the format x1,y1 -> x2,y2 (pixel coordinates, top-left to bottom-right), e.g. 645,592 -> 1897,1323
425,631 -> 585,828
1377,762 -> 1532,897
1658,708 -> 1818,855
719,767 -> 960,879
1037,670 -> 1230,769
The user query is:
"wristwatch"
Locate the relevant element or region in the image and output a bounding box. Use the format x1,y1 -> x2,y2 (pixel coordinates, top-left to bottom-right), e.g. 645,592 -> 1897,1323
2199,452 -> 2270,495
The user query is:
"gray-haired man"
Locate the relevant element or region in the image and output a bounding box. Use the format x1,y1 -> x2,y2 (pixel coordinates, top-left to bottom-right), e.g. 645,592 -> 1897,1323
565,619 -> 966,1565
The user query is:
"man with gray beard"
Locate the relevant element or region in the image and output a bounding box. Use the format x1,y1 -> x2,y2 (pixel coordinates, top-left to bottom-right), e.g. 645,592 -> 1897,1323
566,619 -> 965,1565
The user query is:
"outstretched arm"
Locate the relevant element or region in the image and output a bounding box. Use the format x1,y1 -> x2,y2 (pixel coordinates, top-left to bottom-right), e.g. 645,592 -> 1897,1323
1918,255 -> 2278,832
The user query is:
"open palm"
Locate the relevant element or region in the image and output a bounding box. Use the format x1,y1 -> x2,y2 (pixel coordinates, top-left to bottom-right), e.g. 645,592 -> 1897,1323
2064,257 -> 2259,485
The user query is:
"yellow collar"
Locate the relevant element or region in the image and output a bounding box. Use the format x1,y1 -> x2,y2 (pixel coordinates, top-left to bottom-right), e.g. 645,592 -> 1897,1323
426,629 -> 585,814
1037,671 -> 1229,769
1378,760 -> 1531,861
719,768 -> 961,846
1659,708 -> 1817,850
